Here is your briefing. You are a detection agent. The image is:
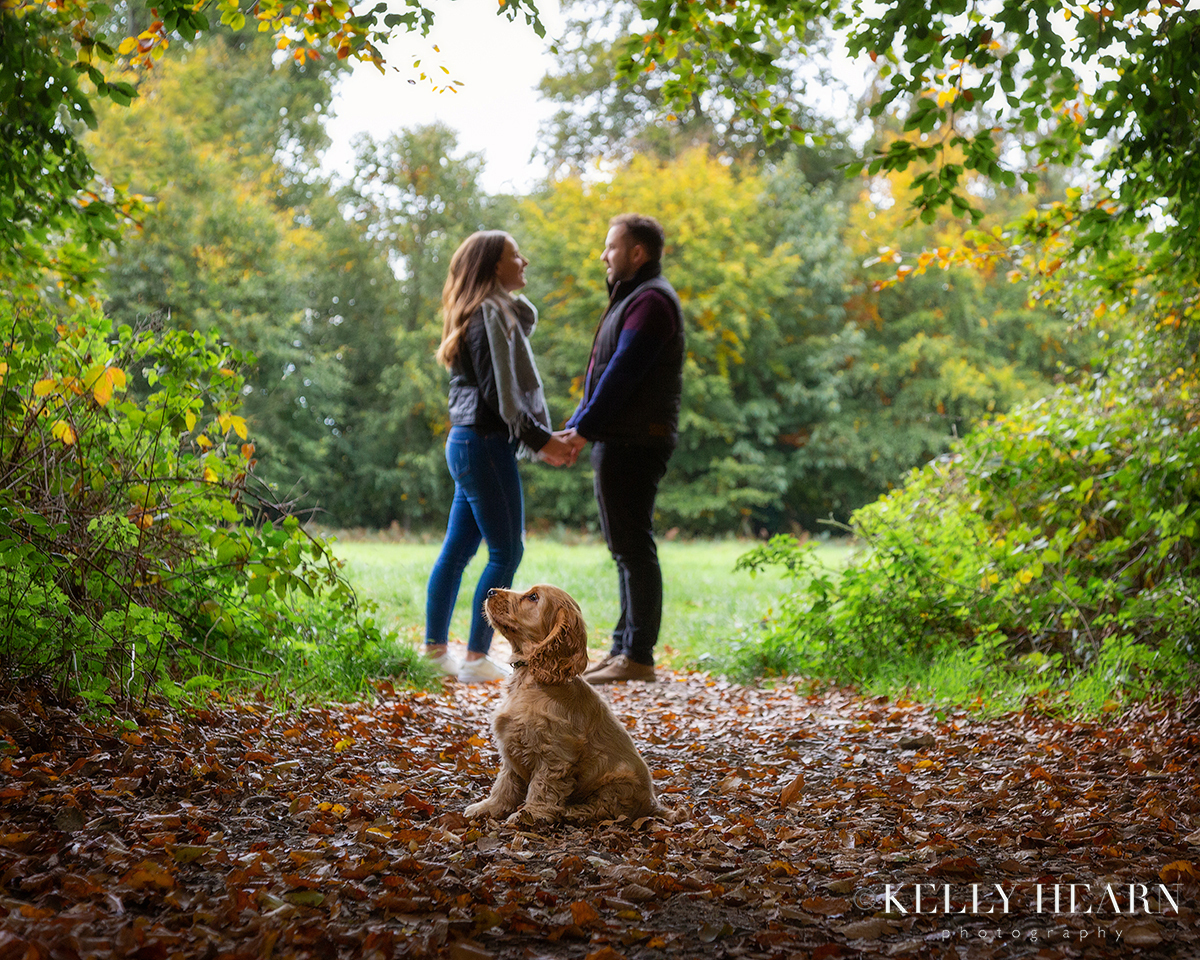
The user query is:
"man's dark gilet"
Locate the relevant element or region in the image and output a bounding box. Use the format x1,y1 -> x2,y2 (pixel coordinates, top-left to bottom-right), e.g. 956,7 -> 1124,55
585,275 -> 684,444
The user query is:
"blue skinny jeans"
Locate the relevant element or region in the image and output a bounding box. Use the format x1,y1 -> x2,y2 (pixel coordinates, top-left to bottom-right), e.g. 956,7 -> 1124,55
425,426 -> 525,655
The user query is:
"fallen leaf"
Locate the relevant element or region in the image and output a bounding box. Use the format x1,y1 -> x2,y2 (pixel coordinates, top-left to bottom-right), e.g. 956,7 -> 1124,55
54,807 -> 86,832
927,855 -> 982,880
620,883 -> 656,902
584,949 -> 626,960
1123,922 -> 1163,946
449,940 -> 494,960
284,890 -> 325,907
1159,860 -> 1198,883
837,918 -> 894,940
583,945 -> 624,960
570,901 -> 600,926
168,844 -> 212,864
802,896 -> 851,916
698,922 -> 734,942
780,771 -> 804,807
122,862 -> 174,890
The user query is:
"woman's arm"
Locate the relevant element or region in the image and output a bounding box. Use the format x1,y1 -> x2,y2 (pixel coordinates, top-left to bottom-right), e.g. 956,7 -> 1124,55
461,312 -> 509,435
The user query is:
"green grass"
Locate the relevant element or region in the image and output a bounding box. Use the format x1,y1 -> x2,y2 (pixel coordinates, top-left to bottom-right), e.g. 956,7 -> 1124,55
328,535 -> 851,667
328,534 -> 1188,715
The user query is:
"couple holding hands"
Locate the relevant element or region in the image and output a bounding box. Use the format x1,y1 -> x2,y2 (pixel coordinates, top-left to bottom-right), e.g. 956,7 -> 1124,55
423,214 -> 684,684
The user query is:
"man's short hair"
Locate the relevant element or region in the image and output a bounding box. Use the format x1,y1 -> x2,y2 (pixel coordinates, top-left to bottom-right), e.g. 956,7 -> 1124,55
610,213 -> 665,263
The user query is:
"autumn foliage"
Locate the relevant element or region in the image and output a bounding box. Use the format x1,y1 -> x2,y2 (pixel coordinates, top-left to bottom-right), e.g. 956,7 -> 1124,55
0,676 -> 1197,957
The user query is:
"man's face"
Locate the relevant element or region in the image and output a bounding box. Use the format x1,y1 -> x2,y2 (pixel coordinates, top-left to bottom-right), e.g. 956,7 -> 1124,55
601,225 -> 645,284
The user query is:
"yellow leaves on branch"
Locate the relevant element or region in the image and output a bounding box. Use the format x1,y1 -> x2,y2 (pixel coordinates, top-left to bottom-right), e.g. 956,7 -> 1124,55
100,0 -> 366,71
28,364 -> 126,449
52,421 -> 77,446
217,413 -> 249,440
870,246 -> 958,291
84,364 -> 127,406
193,413 -> 250,458
36,367 -> 126,406
116,18 -> 170,68
116,31 -> 160,58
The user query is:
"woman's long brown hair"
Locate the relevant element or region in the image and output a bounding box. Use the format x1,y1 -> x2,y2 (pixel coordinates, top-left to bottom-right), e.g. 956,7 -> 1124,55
436,230 -> 511,369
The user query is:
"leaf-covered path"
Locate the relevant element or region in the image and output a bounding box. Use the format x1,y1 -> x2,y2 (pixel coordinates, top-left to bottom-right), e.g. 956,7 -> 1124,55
1,676 -> 1197,959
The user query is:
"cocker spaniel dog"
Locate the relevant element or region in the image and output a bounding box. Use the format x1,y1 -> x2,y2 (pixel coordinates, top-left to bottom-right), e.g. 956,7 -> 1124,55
464,585 -> 667,824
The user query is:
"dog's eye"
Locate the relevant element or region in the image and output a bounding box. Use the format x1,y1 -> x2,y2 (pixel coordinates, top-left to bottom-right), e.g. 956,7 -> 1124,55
525,592 -> 539,603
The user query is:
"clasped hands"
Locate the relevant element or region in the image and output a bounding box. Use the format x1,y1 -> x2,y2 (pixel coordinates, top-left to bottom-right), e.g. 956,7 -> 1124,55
538,429 -> 587,468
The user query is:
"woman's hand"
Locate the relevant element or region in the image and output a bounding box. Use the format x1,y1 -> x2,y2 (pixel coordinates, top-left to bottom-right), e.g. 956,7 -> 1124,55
554,429 -> 587,459
538,436 -> 576,467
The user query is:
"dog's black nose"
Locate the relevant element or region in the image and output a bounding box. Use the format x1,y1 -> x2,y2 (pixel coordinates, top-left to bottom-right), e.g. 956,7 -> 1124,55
487,588 -> 498,598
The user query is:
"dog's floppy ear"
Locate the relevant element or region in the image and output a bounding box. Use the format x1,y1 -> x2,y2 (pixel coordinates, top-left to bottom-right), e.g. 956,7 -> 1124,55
527,595 -> 589,684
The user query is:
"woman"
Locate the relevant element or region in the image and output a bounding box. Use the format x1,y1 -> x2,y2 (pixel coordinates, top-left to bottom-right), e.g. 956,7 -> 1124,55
424,231 -> 573,682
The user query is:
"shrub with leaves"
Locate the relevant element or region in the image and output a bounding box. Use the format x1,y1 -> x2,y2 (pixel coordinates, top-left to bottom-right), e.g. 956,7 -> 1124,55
733,330 -> 1200,708
0,294 -> 401,708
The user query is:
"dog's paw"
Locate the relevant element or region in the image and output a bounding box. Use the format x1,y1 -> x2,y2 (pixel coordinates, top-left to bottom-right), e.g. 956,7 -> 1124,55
645,801 -> 685,825
508,805 -> 558,825
464,801 -> 498,820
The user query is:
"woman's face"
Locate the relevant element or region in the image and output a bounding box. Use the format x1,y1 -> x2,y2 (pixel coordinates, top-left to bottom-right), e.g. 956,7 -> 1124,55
494,237 -> 528,293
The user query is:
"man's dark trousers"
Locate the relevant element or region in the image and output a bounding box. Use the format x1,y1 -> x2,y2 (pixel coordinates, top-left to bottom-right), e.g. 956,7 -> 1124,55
591,440 -> 673,666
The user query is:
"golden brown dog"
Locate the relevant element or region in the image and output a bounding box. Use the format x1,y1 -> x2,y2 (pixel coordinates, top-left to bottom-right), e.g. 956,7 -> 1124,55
464,584 -> 666,824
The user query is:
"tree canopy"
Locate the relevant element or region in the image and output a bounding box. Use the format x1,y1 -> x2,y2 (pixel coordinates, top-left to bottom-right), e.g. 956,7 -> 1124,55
620,0 -> 1200,306
535,0 -> 851,179
0,0 -> 541,294
11,0 -> 1197,313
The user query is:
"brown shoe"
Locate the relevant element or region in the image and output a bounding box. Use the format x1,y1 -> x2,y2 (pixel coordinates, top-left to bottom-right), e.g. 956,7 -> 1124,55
582,652 -> 620,677
584,654 -> 656,684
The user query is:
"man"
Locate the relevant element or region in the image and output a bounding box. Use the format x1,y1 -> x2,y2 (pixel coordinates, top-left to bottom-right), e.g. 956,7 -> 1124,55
557,214 -> 685,684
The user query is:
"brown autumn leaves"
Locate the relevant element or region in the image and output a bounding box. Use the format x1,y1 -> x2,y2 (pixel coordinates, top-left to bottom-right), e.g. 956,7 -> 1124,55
0,674 -> 1197,959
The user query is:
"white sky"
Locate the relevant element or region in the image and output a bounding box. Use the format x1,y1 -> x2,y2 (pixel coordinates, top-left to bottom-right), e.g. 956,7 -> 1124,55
321,0 -> 566,195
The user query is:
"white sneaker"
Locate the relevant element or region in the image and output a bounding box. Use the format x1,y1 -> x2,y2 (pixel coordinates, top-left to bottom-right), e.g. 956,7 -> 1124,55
456,656 -> 512,683
425,649 -> 459,676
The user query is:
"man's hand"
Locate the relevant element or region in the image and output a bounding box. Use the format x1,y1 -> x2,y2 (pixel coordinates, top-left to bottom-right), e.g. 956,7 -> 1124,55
554,429 -> 587,466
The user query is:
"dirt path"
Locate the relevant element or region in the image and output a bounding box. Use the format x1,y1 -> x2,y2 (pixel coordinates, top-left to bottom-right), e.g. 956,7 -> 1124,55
0,676 -> 1196,958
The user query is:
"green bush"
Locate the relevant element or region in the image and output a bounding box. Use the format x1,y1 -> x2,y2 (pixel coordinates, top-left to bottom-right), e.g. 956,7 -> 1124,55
732,332 -> 1200,709
0,295 -> 407,708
